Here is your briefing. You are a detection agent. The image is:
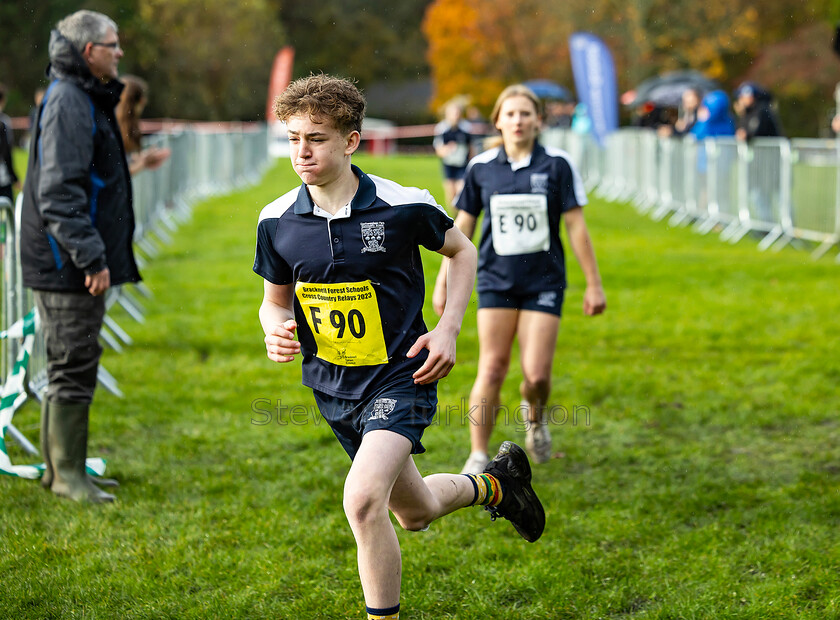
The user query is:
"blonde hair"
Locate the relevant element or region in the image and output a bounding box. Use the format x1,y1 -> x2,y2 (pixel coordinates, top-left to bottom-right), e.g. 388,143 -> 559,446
485,84 -> 543,150
439,95 -> 468,120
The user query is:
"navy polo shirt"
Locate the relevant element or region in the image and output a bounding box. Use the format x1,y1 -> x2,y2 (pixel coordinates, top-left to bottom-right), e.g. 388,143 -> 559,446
254,165 -> 454,400
433,120 -> 473,168
456,143 -> 586,295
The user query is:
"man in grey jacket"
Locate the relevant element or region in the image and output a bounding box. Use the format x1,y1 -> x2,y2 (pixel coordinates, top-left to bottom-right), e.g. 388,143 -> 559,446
20,10 -> 140,503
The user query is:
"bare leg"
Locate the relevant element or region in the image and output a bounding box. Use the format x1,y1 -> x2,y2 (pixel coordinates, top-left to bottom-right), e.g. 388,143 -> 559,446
388,455 -> 477,532
517,310 -> 560,421
517,310 -> 560,462
467,308 -> 518,456
343,430 -> 413,609
443,178 -> 464,211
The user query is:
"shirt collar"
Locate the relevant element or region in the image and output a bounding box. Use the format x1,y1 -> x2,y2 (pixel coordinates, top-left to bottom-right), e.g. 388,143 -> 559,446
293,164 -> 377,215
312,203 -> 351,220
495,142 -> 546,170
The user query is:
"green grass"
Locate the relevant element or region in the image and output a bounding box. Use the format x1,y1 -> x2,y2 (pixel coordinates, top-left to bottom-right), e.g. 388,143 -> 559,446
2,153 -> 840,619
12,146 -> 28,181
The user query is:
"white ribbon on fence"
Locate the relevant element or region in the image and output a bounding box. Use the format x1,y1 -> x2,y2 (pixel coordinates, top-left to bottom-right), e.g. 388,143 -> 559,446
0,309 -> 105,479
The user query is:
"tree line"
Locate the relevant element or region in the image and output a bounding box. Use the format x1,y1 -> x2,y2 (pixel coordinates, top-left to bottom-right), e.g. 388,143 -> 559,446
0,0 -> 430,122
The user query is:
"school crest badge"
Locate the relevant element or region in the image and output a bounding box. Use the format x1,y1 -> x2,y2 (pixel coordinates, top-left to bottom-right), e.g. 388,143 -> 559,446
530,173 -> 549,194
360,221 -> 386,253
368,398 -> 397,421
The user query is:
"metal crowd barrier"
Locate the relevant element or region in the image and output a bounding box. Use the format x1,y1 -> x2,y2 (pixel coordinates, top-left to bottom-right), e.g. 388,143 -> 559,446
1,124 -> 271,465
541,128 -> 840,261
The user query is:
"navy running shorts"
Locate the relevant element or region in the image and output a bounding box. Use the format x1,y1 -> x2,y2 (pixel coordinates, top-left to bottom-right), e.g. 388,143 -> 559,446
312,375 -> 438,460
477,288 -> 565,317
442,164 -> 467,180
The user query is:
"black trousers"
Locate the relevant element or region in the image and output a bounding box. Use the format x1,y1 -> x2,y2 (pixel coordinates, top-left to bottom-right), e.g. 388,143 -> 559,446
34,290 -> 105,404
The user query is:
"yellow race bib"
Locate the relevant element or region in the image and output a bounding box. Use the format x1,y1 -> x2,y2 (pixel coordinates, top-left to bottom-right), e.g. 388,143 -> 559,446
295,280 -> 388,367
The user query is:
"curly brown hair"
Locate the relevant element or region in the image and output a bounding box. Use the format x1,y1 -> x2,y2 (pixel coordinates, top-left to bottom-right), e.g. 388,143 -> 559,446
273,74 -> 366,136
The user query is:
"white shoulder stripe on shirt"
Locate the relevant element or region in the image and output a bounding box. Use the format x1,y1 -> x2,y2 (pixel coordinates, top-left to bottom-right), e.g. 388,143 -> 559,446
466,146 -> 501,170
543,145 -> 588,206
368,174 -> 448,215
258,186 -> 300,223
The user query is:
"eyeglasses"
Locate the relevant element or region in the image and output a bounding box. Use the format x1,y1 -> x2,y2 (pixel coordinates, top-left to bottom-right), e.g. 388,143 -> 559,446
91,41 -> 121,51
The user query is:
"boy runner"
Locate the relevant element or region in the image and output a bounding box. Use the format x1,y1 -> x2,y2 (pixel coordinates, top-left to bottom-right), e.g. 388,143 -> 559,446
253,74 -> 545,619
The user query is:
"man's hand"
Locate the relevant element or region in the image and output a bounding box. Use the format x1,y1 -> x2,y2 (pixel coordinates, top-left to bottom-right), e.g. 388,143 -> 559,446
85,268 -> 110,296
407,326 -> 457,384
264,319 -> 300,363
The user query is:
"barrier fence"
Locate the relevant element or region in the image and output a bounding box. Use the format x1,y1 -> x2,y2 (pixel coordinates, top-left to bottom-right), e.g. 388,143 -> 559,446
5,122 -> 837,475
541,128 -> 840,262
1,124 -> 270,476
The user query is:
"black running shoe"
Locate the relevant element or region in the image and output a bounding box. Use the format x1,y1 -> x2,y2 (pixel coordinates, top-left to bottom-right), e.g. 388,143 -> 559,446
483,441 -> 545,542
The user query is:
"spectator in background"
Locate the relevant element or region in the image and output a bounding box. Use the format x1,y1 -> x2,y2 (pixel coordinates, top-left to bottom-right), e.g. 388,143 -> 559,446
659,87 -> 702,138
831,113 -> 840,136
733,82 -> 784,141
545,99 -> 574,129
433,97 -> 473,210
20,10 -> 141,504
571,102 -> 592,135
733,82 -> 783,222
115,74 -> 170,175
690,90 -> 736,141
674,88 -> 701,135
632,101 -> 671,130
690,90 -> 737,215
0,83 -> 20,203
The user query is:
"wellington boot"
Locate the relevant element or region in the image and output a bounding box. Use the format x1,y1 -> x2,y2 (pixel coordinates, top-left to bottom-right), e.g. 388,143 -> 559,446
48,400 -> 115,504
40,398 -> 53,489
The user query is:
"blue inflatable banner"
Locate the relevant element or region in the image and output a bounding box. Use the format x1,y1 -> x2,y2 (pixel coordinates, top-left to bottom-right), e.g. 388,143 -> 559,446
569,32 -> 618,146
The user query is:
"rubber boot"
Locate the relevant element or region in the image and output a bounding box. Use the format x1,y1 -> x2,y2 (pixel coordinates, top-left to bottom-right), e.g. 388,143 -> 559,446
41,400 -> 111,487
40,398 -> 53,489
46,396 -> 119,489
48,400 -> 115,503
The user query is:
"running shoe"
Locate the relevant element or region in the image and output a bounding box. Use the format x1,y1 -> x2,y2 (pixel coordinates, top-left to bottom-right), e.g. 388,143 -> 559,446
525,420 -> 552,464
483,441 -> 545,542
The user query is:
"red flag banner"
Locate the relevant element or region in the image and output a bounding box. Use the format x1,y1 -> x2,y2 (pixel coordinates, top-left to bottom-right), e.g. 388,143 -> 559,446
266,47 -> 295,123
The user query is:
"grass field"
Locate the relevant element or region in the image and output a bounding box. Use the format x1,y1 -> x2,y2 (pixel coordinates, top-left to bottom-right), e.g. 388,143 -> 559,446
2,153 -> 840,619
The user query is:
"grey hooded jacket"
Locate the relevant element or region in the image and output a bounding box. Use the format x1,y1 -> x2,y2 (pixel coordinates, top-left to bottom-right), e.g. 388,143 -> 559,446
20,30 -> 140,291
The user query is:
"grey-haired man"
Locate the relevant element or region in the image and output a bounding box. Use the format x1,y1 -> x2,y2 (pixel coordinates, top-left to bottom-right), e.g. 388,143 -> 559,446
20,10 -> 140,503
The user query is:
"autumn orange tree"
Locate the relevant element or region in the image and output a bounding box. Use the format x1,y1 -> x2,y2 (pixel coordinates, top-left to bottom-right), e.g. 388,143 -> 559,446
422,0 -> 576,113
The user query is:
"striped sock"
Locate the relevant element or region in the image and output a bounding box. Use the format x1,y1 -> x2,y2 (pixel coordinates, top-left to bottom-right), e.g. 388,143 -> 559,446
463,473 -> 503,507
367,603 -> 400,619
